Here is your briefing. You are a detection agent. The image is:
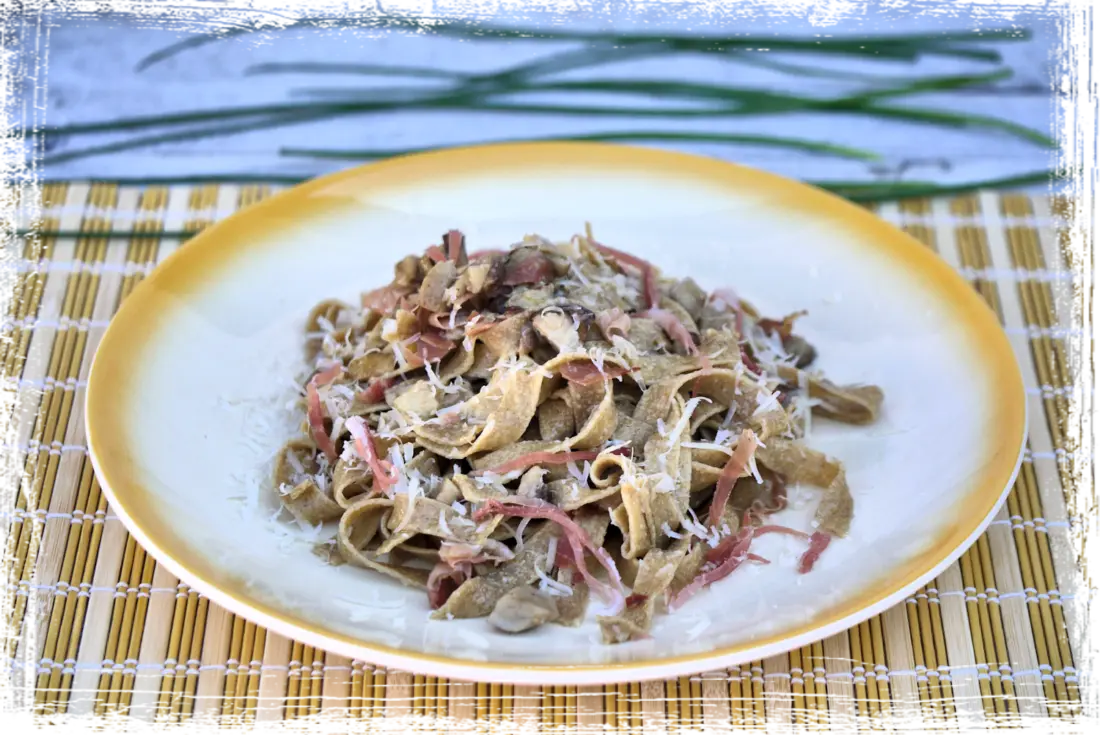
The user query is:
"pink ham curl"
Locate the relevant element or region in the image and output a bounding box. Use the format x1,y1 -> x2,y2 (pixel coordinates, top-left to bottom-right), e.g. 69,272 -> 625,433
439,541 -> 514,567
464,315 -> 497,338
305,364 -> 344,462
798,531 -> 832,574
427,305 -> 473,332
361,284 -> 411,315
753,525 -> 811,541
596,308 -> 631,340
559,360 -> 633,387
356,376 -> 397,405
345,416 -> 399,495
427,560 -> 472,610
590,241 -> 661,310
502,250 -> 556,286
706,429 -> 758,528
474,450 -> 601,477
637,308 -> 698,355
670,525 -> 768,611
472,497 -> 626,609
397,331 -> 457,367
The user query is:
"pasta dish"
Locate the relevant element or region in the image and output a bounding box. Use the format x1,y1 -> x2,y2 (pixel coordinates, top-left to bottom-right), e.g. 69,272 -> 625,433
275,227 -> 883,643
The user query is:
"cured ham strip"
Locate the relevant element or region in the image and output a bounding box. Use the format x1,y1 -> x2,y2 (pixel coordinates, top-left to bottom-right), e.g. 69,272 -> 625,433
305,364 -> 343,462
477,450 -> 601,477
638,308 -> 698,355
346,416 -> 398,494
473,497 -> 625,605
559,361 -> 632,386
799,531 -> 832,574
706,429 -> 758,528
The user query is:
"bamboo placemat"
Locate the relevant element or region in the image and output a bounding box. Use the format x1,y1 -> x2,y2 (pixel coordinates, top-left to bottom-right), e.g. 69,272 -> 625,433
1,183 -> 1089,730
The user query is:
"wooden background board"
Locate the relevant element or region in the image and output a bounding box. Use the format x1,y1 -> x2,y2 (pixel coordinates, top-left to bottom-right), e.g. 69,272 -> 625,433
0,0 -> 1095,191
0,183 -> 1087,729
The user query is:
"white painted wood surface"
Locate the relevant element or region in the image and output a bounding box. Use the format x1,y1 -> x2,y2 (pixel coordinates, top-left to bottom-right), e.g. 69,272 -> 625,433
26,4 -> 1061,190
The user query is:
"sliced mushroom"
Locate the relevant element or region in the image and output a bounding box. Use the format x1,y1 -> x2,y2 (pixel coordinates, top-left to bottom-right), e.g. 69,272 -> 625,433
487,586 -> 560,633
783,334 -> 817,368
393,255 -> 421,288
502,247 -> 556,287
419,260 -> 459,313
668,277 -> 708,321
532,308 -> 582,353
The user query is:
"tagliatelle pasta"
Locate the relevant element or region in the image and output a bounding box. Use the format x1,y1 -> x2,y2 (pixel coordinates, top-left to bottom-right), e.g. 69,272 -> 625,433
276,226 -> 884,642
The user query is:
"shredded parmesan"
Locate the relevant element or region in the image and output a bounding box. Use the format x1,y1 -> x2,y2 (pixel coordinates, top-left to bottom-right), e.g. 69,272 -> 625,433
545,537 -> 558,572
654,473 -> 676,493
329,415 -> 345,444
285,451 -> 305,477
535,566 -> 574,597
668,396 -> 711,442
514,517 -> 531,550
435,402 -> 465,418
754,389 -> 782,416
661,522 -> 683,539
683,506 -> 721,547
680,441 -> 733,455
566,460 -> 592,486
391,342 -> 408,369
438,509 -> 453,538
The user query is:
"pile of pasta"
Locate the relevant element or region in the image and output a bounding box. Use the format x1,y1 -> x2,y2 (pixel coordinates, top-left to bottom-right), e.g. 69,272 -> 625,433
276,228 -> 883,643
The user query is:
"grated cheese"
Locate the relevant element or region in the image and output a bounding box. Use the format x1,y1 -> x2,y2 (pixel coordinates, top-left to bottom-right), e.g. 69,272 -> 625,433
753,389 -> 782,416
654,473 -> 676,494
566,460 -> 592,486
535,566 -> 574,597
609,335 -> 640,361
545,537 -> 558,572
680,441 -> 733,455
514,517 -> 531,551
661,522 -> 683,539
391,342 -> 408,369
329,415 -> 345,444
438,509 -> 452,538
667,396 -> 711,442
285,451 -> 305,478
683,506 -> 721,547
569,259 -> 591,286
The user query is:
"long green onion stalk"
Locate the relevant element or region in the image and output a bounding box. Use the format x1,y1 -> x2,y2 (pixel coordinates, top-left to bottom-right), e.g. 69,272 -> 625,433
28,18 -> 1057,202
132,17 -> 1030,71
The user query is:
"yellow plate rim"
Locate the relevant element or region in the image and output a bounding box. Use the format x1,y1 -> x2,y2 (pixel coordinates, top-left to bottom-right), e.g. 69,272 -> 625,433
86,141 -> 1026,684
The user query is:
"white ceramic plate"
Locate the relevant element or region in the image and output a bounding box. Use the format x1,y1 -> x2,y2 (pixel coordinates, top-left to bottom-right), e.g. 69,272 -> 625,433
87,143 -> 1025,684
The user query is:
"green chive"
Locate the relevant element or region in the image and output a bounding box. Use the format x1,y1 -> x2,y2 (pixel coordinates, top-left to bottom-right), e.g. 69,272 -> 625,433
135,17 -> 1030,72
281,131 -> 880,162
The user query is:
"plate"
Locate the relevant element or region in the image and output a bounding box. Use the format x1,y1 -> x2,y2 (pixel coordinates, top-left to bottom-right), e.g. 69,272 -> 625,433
86,142 -> 1025,684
